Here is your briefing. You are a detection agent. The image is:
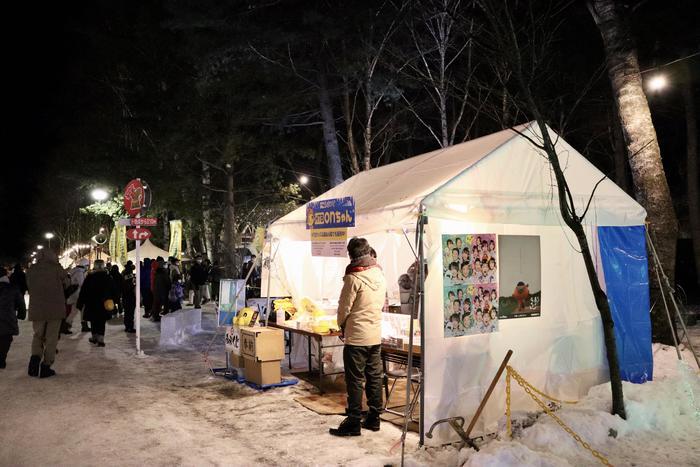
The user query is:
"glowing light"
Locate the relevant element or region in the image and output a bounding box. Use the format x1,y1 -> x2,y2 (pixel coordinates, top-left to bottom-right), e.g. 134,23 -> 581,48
91,188 -> 109,201
45,232 -> 54,240
36,245 -> 44,250
299,175 -> 309,185
647,74 -> 668,92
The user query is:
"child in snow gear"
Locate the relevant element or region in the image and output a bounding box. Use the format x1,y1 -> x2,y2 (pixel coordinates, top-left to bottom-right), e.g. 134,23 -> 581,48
329,238 -> 387,437
0,267 -> 27,368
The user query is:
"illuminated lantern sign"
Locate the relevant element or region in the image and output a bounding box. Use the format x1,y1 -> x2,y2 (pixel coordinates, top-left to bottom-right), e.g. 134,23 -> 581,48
124,178 -> 152,218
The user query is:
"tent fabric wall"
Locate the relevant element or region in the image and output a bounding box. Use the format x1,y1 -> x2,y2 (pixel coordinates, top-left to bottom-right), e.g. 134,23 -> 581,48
422,221 -> 608,444
264,122 -> 649,446
597,226 -> 652,384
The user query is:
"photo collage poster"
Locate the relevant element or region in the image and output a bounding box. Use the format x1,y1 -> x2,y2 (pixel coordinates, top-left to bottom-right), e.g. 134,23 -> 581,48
497,235 -> 542,319
442,234 -> 499,337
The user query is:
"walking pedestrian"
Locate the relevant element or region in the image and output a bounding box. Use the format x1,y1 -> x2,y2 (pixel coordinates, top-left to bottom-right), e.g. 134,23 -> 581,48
141,258 -> 153,318
77,260 -> 116,347
121,261 -> 136,333
329,238 -> 387,436
64,258 -> 89,334
151,258 -> 170,322
26,249 -> 68,378
190,255 -> 208,309
109,264 -> 123,319
168,257 -> 183,313
0,267 -> 27,369
10,263 -> 28,297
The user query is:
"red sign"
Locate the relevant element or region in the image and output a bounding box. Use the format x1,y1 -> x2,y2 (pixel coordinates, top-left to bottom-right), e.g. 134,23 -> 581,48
124,179 -> 152,218
131,217 -> 158,227
126,228 -> 152,240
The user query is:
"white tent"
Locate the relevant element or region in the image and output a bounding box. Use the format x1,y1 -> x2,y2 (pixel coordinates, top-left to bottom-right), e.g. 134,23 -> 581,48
264,122 -> 649,445
127,239 -> 169,263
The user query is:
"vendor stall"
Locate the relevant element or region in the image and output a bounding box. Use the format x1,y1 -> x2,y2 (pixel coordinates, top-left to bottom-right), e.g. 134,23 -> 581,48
263,122 -> 651,446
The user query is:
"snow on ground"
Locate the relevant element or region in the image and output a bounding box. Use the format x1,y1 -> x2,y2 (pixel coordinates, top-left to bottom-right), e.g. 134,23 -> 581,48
2,305 -> 700,466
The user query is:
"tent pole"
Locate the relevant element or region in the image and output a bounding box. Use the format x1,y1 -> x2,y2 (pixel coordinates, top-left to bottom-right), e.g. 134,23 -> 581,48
262,228 -> 272,326
645,227 -> 682,360
418,206 -> 426,447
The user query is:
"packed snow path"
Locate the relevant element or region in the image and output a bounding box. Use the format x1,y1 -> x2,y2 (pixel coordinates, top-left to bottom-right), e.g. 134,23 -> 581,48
2,304 -> 700,466
0,306 -> 418,466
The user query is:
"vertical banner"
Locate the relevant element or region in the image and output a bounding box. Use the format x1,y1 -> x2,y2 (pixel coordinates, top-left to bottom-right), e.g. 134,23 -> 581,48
117,224 -> 128,265
169,220 -> 183,260
109,227 -> 117,260
442,233 -> 499,337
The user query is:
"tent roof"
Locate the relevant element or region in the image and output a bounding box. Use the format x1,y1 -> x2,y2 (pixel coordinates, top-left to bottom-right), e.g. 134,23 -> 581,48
127,239 -> 169,262
271,123 -> 645,235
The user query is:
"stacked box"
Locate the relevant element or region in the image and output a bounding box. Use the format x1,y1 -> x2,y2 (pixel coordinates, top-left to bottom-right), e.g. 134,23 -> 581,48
240,327 -> 285,386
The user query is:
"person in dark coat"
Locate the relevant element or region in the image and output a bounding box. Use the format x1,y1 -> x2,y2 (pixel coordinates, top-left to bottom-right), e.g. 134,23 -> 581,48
140,258 -> 153,318
189,255 -> 208,309
10,264 -> 28,296
0,267 -> 27,368
151,259 -> 170,322
121,261 -> 136,333
109,264 -> 123,318
77,260 -> 116,347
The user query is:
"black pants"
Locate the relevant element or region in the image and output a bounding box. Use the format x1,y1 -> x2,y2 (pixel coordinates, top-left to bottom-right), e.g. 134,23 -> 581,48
123,296 -> 136,331
142,289 -> 153,316
90,318 -> 107,337
343,344 -> 383,420
0,334 -> 13,365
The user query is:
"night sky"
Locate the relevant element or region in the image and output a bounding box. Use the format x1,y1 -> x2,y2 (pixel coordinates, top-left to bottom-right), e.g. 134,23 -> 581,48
1,1 -> 698,265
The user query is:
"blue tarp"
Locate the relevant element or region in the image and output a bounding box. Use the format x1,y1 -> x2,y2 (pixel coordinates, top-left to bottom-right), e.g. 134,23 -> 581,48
598,225 -> 653,383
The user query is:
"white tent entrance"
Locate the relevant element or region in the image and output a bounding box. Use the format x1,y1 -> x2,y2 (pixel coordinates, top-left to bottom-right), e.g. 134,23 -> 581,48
263,122 -> 651,446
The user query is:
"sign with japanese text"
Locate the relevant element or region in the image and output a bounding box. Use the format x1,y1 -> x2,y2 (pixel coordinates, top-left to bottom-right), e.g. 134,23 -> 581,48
305,197 -> 355,230
225,326 -> 241,354
310,227 -> 348,257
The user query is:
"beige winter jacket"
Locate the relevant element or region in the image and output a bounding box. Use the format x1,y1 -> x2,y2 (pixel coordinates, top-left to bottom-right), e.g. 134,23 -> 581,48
337,267 -> 387,346
26,250 -> 68,322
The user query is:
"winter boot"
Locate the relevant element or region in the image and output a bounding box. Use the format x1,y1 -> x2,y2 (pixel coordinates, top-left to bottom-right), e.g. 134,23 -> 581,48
329,417 -> 361,437
28,355 -> 41,377
81,321 -> 91,333
39,363 -> 56,378
361,411 -> 381,432
97,335 -> 106,347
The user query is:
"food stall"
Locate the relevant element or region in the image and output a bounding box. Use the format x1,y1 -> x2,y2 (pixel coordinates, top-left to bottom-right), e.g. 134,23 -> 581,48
262,123 -> 651,446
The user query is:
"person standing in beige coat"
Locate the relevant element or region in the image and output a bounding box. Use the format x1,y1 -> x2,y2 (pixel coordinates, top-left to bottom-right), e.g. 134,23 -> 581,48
26,249 -> 67,378
330,237 -> 387,437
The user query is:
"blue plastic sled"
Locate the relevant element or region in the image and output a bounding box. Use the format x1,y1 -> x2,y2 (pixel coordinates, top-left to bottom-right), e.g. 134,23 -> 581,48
211,367 -> 299,391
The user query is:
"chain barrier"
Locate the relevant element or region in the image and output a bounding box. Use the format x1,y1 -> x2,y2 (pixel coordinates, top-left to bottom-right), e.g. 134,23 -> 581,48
505,365 -> 613,467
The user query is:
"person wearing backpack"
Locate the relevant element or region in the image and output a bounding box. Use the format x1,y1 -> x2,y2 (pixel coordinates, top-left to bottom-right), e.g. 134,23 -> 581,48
0,267 -> 27,369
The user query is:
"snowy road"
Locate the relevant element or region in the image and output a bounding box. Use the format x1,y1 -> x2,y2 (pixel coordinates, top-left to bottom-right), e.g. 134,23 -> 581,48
0,306 -> 419,466
3,305 -> 700,466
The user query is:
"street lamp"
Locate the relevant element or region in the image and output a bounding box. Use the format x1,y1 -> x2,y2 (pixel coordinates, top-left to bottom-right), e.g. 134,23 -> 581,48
299,175 -> 309,185
91,188 -> 109,202
45,232 -> 54,248
36,245 -> 44,250
647,74 -> 668,92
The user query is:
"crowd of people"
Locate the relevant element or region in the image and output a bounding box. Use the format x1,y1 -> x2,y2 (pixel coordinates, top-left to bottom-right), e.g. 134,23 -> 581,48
0,250 -> 223,378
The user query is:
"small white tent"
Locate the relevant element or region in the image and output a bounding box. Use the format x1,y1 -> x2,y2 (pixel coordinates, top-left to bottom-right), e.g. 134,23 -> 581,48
127,239 -> 169,263
264,122 -> 650,445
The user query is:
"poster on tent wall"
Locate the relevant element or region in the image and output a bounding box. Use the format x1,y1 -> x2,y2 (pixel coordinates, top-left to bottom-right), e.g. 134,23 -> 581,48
442,234 -> 499,337
497,235 -> 542,319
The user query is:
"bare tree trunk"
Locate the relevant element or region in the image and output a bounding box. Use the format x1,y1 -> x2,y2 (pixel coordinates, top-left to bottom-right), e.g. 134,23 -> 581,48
201,161 -> 215,262
342,76 -> 361,175
479,0 -> 626,419
222,165 -> 238,278
610,111 -> 630,194
589,0 -> 678,344
318,72 -> 344,187
163,210 -> 170,248
363,77 -> 373,171
184,220 -> 195,256
682,66 -> 700,285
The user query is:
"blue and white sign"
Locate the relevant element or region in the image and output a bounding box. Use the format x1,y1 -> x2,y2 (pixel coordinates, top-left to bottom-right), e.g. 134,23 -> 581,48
305,197 -> 355,230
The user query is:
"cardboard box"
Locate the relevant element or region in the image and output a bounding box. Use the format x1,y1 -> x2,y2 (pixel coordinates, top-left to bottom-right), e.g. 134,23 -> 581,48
228,351 -> 245,369
240,327 -> 285,362
244,357 -> 281,386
